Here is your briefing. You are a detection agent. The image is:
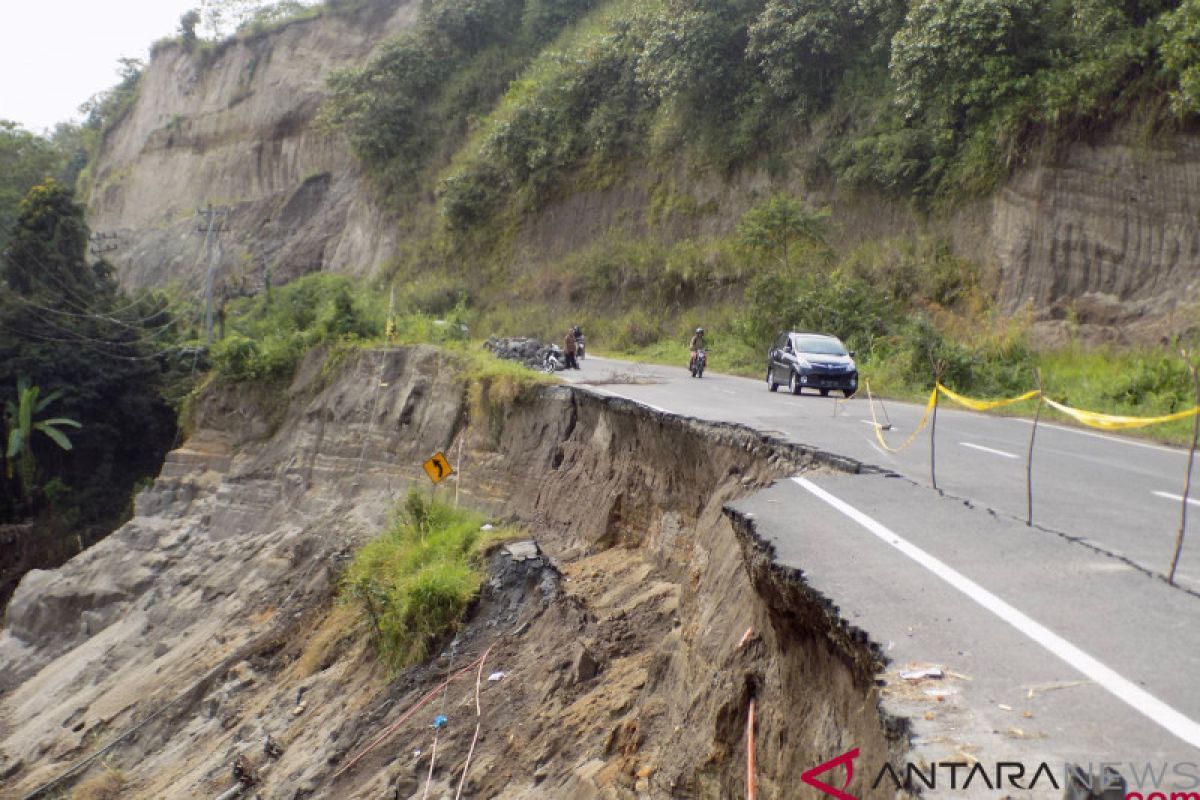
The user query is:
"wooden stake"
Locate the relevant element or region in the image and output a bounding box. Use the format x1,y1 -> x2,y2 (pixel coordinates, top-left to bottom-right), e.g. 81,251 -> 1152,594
1027,370 -> 1044,527
454,428 -> 466,508
1169,353 -> 1200,585
930,362 -> 943,491
746,698 -> 757,800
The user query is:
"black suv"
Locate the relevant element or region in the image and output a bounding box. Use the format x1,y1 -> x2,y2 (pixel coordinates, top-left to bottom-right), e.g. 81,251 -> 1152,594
766,332 -> 858,397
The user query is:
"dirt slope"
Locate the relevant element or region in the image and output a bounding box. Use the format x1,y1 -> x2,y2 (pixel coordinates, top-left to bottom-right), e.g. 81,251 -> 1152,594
0,346 -> 906,799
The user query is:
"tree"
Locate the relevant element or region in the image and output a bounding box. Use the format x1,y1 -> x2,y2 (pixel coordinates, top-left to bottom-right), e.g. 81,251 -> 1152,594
4,377 -> 81,507
637,0 -> 754,112
179,9 -> 202,47
737,193 -> 830,270
2,179 -> 95,300
747,0 -> 868,107
1163,0 -> 1200,118
198,0 -> 310,39
889,0 -> 1050,127
0,122 -> 66,255
0,179 -> 176,532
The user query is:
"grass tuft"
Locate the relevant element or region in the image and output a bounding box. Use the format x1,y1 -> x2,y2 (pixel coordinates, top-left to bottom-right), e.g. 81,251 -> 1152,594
340,489 -> 523,670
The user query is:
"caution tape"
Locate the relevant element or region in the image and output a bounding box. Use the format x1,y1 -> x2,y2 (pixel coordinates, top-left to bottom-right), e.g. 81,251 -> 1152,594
935,382 -> 1200,431
936,383 -> 1040,411
865,380 -> 937,453
1041,397 -> 1199,431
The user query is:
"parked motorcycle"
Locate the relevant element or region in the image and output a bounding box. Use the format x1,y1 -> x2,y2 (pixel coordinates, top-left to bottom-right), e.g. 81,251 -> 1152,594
690,348 -> 707,378
542,344 -> 566,373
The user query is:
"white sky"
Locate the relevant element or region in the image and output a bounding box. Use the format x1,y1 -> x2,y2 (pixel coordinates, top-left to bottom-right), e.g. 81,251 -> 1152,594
0,2 -> 229,134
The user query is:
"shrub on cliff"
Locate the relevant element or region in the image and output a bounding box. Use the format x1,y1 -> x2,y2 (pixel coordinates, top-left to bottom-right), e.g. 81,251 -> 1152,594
213,273 -> 384,383
341,490 -> 520,669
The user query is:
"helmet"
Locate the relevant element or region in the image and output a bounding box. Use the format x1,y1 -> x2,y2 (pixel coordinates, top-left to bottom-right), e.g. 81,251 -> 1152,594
696,327 -> 704,334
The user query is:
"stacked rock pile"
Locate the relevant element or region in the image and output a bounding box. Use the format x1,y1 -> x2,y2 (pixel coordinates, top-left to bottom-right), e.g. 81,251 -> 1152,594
483,336 -> 557,370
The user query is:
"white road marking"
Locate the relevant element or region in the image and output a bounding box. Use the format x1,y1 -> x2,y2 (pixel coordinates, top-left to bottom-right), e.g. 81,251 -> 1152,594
960,442 -> 1019,459
867,442 -> 890,458
1011,417 -> 1185,457
1153,490 -> 1200,508
793,476 -> 1200,749
860,419 -> 884,428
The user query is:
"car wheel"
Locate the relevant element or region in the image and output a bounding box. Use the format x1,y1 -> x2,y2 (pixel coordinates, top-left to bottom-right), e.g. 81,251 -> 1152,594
842,389 -> 854,398
767,369 -> 779,392
819,388 -> 830,397
789,372 -> 803,395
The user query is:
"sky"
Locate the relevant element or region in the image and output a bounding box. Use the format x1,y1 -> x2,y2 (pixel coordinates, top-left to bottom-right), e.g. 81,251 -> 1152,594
0,2 -> 215,134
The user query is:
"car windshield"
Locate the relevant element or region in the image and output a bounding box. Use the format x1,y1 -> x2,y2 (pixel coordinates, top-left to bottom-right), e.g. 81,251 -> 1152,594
793,336 -> 847,356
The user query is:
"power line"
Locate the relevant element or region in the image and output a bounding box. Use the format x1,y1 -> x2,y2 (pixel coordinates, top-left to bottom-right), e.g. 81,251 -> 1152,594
5,250 -> 201,333
198,204 -> 232,346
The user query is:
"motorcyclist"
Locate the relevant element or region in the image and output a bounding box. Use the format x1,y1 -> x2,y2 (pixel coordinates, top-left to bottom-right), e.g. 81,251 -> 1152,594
572,325 -> 585,359
689,327 -> 706,370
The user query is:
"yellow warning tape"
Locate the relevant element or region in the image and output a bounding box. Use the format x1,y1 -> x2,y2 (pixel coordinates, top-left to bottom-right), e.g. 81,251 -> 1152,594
1041,397 -> 1199,431
865,380 -> 937,453
935,381 -> 1200,431
936,383 -> 1040,412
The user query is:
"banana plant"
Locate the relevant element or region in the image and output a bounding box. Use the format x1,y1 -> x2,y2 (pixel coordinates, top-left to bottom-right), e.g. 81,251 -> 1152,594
4,376 -> 81,504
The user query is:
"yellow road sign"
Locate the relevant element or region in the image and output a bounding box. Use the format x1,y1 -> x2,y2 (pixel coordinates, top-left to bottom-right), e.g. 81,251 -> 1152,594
422,452 -> 455,484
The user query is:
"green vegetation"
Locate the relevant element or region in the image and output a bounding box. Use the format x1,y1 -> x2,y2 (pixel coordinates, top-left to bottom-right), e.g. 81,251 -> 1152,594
1037,345 -> 1200,441
213,273 -> 385,382
0,121 -> 87,254
0,179 -> 178,570
324,0 -> 1200,232
323,0 -> 600,203
340,489 -> 521,669
4,377 -> 82,508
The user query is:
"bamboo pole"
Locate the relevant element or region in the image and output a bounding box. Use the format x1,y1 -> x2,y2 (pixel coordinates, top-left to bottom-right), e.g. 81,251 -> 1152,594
930,362 -> 943,491
1026,370 -> 1044,527
1169,353 -> 1200,585
746,698 -> 757,800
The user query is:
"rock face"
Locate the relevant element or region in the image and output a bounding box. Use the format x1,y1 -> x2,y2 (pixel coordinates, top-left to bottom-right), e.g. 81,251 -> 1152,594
86,0 -> 417,290
85,0 -> 1200,332
991,132 -> 1200,327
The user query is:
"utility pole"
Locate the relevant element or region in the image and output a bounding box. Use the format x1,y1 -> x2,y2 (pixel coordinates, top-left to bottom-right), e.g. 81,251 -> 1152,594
88,231 -> 121,256
197,204 -> 230,345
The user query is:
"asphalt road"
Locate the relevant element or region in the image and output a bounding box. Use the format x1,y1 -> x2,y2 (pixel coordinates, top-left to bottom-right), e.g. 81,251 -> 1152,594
561,355 -> 1200,780
563,356 -> 1200,593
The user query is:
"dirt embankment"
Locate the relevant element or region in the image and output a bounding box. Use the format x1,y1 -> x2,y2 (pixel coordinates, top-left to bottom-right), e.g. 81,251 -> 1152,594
0,346 -> 907,799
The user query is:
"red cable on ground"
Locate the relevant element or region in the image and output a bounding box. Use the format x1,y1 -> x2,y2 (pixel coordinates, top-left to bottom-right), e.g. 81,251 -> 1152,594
746,698 -> 757,800
454,642 -> 495,800
333,654 -> 485,780
421,730 -> 439,800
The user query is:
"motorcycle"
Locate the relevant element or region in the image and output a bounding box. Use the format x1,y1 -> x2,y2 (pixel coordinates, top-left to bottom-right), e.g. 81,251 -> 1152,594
542,344 -> 566,373
690,348 -> 707,378
575,332 -> 586,361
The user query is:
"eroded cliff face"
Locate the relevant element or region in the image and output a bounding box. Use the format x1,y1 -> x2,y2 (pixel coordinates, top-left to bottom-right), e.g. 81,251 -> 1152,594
991,131 -> 1200,333
0,347 -> 905,799
86,0 -> 416,291
87,0 -> 1200,334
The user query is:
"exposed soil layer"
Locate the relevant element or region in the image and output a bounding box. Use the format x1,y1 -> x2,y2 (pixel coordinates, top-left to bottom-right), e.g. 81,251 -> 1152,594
0,347 -> 908,799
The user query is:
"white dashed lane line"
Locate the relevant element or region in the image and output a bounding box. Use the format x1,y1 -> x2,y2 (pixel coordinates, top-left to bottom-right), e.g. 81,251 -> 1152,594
1153,490 -> 1200,508
960,442 -> 1020,459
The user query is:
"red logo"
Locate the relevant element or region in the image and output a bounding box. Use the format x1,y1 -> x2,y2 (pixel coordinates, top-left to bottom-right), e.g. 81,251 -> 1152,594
801,748 -> 861,800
